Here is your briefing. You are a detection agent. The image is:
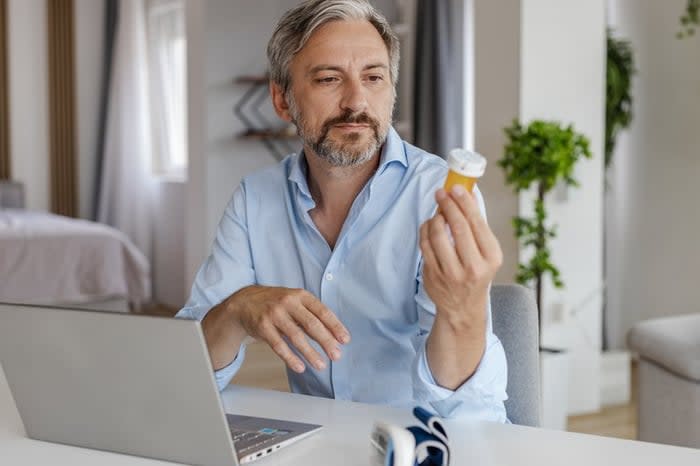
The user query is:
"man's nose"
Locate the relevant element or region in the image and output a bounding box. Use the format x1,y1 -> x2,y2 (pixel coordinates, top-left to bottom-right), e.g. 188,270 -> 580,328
339,78 -> 368,114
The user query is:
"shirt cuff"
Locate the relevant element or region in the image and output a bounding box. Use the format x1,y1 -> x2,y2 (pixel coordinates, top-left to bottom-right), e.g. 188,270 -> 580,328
413,333 -> 508,421
175,304 -> 210,321
214,344 -> 248,391
175,304 -> 248,392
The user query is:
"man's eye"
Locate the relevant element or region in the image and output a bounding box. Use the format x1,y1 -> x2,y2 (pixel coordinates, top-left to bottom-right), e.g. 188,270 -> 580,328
367,75 -> 384,82
316,77 -> 338,84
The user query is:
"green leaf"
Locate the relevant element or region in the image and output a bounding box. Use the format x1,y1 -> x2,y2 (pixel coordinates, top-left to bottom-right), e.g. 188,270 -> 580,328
677,0 -> 700,40
606,29 -> 635,169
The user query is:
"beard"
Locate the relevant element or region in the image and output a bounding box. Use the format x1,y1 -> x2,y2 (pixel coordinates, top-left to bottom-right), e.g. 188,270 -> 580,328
287,94 -> 393,168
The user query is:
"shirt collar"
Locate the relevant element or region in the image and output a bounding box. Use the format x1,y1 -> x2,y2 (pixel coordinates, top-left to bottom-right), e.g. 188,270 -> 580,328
376,126 -> 409,174
288,148 -> 312,200
287,125 -> 408,199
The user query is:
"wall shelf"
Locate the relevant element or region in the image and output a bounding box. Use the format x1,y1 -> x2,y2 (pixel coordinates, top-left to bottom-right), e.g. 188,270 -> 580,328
234,75 -> 270,85
233,74 -> 297,161
238,128 -> 297,140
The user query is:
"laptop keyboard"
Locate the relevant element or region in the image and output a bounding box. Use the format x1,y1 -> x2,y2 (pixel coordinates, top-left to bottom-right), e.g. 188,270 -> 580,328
229,428 -> 278,456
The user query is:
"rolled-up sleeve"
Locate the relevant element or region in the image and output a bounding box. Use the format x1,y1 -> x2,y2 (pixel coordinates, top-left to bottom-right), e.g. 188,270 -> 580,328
411,187 -> 508,420
175,184 -> 256,390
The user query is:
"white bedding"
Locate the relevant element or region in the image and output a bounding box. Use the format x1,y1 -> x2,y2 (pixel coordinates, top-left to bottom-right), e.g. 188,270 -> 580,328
0,209 -> 150,309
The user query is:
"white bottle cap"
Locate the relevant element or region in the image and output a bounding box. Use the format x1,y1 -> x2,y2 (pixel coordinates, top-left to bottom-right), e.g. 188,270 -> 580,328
447,149 -> 487,178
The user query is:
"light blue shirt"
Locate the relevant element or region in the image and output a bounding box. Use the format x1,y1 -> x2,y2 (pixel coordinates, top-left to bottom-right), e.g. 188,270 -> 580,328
177,127 -> 508,421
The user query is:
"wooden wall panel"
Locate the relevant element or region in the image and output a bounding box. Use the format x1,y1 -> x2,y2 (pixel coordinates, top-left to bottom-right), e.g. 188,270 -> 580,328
47,0 -> 77,217
0,0 -> 10,180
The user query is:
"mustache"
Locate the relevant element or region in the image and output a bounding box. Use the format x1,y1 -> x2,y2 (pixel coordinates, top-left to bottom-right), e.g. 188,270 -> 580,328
319,110 -> 380,140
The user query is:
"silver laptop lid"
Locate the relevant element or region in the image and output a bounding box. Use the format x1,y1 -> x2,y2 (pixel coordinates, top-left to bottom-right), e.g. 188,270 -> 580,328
0,303 -> 239,466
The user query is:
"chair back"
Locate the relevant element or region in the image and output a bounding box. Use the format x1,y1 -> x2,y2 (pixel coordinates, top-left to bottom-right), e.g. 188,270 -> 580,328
490,284 -> 541,426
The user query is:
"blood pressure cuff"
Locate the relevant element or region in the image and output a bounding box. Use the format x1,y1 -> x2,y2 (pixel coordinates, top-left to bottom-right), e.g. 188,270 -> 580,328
374,406 -> 450,466
406,407 -> 450,466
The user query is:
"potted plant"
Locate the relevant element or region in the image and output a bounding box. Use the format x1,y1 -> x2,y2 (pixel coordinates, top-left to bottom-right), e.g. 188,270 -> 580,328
499,119 -> 592,429
499,119 -> 592,328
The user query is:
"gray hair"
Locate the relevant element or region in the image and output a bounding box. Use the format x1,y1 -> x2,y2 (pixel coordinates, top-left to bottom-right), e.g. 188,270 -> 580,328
267,0 -> 400,93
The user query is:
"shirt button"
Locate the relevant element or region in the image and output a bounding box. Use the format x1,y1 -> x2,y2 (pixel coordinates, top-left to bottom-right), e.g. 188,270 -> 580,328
325,272 -> 334,281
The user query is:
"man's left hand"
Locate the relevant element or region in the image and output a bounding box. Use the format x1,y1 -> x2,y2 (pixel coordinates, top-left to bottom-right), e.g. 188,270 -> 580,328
419,185 -> 503,327
418,184 -> 503,389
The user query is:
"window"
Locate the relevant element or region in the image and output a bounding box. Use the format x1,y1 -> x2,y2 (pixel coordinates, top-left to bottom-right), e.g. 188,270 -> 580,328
146,0 -> 186,179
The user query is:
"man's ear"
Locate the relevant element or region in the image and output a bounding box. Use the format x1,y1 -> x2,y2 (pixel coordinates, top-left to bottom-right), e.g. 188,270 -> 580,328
270,81 -> 293,122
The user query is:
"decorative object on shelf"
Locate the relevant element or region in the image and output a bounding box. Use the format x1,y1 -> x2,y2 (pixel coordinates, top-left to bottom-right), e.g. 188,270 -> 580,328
498,119 -> 592,326
234,75 -> 298,161
677,0 -> 700,38
606,28 -> 635,170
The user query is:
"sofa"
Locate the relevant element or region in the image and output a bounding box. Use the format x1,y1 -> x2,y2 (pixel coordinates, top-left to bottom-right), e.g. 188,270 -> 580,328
627,313 -> 700,448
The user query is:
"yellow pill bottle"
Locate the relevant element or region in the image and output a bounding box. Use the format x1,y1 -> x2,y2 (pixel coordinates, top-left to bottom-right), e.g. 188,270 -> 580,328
443,148 -> 487,193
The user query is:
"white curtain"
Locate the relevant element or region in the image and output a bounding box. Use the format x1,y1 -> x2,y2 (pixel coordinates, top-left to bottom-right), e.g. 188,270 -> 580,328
146,0 -> 186,177
97,0 -> 155,269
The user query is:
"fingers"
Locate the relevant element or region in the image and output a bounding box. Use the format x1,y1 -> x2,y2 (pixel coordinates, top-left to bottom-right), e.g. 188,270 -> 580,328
435,188 -> 481,267
419,222 -> 439,275
276,315 -> 328,372
453,188 -> 503,266
252,289 -> 349,373
301,293 -> 351,344
298,292 -> 348,363
291,304 -> 343,364
437,187 -> 503,268
426,213 -> 463,277
260,324 -> 307,373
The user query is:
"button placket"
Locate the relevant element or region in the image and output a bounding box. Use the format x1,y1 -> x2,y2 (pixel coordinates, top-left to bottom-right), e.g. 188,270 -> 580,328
320,253 -> 351,400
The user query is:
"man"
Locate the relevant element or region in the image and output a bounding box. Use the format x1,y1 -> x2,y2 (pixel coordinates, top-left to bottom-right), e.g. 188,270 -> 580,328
178,0 -> 507,421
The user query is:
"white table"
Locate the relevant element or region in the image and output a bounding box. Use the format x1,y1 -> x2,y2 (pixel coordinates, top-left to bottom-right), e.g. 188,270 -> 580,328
1,367 -> 698,466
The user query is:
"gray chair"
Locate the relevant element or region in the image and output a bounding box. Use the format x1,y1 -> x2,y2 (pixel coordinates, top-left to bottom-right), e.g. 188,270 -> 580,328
491,284 -> 541,427
0,181 -> 25,208
627,314 -> 700,448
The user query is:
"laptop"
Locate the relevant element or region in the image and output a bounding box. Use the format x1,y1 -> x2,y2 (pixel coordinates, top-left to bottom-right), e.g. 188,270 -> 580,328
0,303 -> 322,465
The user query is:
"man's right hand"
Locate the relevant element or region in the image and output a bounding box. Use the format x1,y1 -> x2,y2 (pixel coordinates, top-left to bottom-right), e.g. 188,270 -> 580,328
202,285 -> 350,374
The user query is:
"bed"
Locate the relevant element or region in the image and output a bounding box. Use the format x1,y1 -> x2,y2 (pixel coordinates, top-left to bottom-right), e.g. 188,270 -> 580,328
0,181 -> 150,312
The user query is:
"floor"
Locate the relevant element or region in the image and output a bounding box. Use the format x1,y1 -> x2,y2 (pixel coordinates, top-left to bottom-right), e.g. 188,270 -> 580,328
144,304 -> 638,440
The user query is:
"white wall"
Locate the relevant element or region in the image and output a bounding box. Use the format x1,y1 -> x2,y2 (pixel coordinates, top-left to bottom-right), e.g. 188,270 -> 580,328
472,0 -> 520,284
607,0 -> 700,348
7,0 -> 49,211
520,0 -> 606,414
